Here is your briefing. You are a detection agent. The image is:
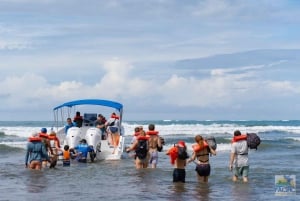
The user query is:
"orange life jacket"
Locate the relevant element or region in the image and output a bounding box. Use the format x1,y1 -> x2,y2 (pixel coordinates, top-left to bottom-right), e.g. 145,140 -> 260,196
137,136 -> 150,141
28,136 -> 42,142
39,133 -> 48,139
146,130 -> 159,135
63,150 -> 70,160
133,132 -> 140,136
192,141 -> 209,152
232,134 -> 247,143
111,114 -> 120,119
167,146 -> 178,165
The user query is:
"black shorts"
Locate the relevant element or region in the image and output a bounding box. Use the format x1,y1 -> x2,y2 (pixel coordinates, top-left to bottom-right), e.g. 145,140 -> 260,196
63,160 -> 70,166
173,168 -> 186,183
195,164 -> 211,177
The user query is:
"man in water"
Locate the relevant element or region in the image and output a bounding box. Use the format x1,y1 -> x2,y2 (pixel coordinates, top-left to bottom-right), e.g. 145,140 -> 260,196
25,132 -> 51,170
229,130 -> 249,182
74,139 -> 95,163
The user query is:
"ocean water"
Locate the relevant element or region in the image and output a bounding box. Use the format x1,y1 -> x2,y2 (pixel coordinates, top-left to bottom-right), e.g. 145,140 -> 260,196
0,120 -> 300,201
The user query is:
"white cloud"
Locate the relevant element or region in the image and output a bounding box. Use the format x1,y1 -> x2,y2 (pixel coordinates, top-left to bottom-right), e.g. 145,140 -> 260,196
0,0 -> 300,120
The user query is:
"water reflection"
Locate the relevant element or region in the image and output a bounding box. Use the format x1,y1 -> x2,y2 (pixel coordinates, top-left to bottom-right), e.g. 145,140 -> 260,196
25,170 -> 48,193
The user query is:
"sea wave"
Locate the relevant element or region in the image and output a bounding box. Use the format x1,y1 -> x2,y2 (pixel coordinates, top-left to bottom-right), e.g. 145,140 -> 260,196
1,120 -> 300,150
0,144 -> 25,153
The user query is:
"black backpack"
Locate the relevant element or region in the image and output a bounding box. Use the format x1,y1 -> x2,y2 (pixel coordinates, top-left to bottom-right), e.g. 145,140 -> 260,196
135,140 -> 148,159
177,146 -> 188,160
247,133 -> 261,150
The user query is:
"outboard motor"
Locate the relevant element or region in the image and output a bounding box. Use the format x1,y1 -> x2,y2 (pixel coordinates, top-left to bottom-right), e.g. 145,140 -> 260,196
85,127 -> 101,151
65,127 -> 81,148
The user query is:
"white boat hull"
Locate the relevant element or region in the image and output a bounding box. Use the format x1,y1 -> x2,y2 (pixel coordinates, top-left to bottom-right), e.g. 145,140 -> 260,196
57,126 -> 125,161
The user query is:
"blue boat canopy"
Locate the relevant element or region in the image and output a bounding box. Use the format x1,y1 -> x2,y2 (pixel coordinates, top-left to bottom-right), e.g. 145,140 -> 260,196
53,99 -> 123,112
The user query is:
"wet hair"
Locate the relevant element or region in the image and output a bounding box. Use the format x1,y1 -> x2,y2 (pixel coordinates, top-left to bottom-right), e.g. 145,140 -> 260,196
148,124 -> 155,131
134,127 -> 140,132
234,130 -> 241,136
64,145 -> 69,151
139,130 -> 146,137
195,135 -> 204,150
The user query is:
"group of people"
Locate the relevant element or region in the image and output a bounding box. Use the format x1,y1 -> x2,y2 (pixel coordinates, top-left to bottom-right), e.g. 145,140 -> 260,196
65,111 -> 121,153
26,117 -> 249,184
25,128 -> 60,170
126,124 -> 164,169
25,127 -> 97,170
127,126 -> 249,184
25,111 -> 123,169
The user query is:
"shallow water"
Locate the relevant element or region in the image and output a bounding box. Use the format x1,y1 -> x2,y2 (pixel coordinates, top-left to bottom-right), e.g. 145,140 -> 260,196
1,120 -> 300,201
1,149 -> 299,201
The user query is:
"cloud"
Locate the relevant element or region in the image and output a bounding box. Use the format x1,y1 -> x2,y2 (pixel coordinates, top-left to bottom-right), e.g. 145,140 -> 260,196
1,55 -> 300,120
1,1 -> 300,120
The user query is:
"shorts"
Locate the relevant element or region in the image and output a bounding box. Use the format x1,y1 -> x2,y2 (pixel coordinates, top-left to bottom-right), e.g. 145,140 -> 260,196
234,165 -> 249,177
63,160 -> 70,166
149,151 -> 158,165
109,127 -> 118,133
195,163 -> 211,177
173,168 -> 186,183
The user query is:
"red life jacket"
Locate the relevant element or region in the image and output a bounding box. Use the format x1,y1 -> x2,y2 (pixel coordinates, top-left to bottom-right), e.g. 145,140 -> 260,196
28,136 -> 42,142
232,135 -> 247,143
167,146 -> 178,165
111,114 -> 119,119
146,130 -> 159,135
136,136 -> 150,141
39,132 -> 48,139
192,141 -> 209,152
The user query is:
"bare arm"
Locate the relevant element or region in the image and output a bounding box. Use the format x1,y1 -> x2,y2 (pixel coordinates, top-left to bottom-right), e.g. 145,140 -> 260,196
209,146 -> 216,155
187,152 -> 196,163
126,141 -> 137,152
229,152 -> 235,171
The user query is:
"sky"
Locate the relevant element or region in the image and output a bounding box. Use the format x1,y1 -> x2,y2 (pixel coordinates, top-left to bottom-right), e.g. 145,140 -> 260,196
1,0 -> 300,121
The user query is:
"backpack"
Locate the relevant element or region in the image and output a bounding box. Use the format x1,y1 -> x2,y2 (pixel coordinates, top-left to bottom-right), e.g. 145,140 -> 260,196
157,136 -> 165,152
205,136 -> 217,150
135,140 -> 148,159
177,146 -> 188,160
247,133 -> 261,150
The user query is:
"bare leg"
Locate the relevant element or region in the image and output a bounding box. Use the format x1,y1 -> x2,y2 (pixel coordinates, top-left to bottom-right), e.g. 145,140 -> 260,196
29,161 -> 42,170
111,134 -> 116,154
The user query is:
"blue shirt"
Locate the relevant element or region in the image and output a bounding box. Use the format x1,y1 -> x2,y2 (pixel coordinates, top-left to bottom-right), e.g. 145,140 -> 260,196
74,143 -> 94,158
64,122 -> 77,134
25,141 -> 49,164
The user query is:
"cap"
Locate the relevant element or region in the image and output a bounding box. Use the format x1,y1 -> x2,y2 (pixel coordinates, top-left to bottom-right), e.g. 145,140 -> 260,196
177,141 -> 186,147
41,128 -> 47,133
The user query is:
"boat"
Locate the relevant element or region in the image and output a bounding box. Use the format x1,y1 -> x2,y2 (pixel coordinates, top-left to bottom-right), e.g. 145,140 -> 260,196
52,99 -> 126,161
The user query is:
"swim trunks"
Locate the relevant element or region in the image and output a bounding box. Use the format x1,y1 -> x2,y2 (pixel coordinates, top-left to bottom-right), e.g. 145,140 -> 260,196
173,168 -> 186,183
